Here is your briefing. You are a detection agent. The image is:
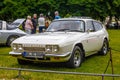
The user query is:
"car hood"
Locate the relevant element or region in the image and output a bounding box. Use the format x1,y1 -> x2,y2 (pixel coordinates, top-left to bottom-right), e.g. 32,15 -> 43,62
12,28 -> 27,34
13,32 -> 85,45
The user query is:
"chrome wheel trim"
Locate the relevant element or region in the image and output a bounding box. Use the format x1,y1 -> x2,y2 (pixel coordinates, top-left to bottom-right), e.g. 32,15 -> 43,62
74,50 -> 81,67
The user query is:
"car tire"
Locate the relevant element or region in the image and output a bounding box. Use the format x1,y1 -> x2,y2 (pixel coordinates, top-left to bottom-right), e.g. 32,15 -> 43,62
6,36 -> 18,46
99,39 -> 109,55
17,58 -> 31,65
67,46 -> 83,68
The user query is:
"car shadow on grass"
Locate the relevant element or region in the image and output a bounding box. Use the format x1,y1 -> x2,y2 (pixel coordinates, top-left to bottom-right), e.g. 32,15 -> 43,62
9,53 -> 108,70
10,61 -> 68,70
85,53 -> 99,59
10,54 -> 103,69
25,62 -> 67,69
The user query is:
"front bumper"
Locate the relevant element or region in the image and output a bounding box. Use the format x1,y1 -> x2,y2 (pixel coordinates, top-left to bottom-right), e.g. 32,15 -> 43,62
9,51 -> 71,62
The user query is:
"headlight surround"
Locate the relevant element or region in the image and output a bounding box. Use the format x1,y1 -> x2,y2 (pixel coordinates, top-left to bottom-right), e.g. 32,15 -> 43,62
12,44 -> 23,52
45,45 -> 59,53
12,44 -> 17,51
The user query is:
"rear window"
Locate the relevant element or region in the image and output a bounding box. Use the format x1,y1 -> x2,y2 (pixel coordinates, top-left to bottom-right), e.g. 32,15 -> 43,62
93,21 -> 103,31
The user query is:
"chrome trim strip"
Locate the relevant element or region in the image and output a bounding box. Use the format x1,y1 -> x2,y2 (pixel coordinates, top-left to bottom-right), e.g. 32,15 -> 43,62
9,51 -> 22,55
45,52 -> 71,57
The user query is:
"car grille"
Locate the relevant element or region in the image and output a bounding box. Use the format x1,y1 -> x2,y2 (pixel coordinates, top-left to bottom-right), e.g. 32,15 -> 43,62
22,44 -> 45,52
23,47 -> 45,52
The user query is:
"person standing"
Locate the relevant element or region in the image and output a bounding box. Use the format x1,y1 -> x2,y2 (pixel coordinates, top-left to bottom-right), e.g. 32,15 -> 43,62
54,11 -> 61,19
45,16 -> 51,28
31,14 -> 37,34
25,15 -> 33,34
38,13 -> 45,33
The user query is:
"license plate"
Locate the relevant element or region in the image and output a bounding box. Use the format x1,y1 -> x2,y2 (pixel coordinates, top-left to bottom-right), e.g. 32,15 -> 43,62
22,52 -> 45,58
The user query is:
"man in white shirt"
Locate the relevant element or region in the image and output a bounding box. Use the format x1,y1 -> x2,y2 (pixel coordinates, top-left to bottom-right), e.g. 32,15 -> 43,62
38,13 -> 45,33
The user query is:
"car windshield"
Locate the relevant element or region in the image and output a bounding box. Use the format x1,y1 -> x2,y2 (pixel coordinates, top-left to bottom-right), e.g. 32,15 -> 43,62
46,20 -> 85,32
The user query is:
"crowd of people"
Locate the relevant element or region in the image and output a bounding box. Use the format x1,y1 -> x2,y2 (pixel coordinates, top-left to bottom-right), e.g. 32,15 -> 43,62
24,11 -> 61,34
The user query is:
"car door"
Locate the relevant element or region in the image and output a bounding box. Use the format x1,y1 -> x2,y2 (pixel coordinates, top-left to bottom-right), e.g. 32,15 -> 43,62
83,20 -> 99,55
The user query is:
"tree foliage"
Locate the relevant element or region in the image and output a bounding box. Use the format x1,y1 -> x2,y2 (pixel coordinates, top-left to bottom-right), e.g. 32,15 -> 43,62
0,0 -> 119,21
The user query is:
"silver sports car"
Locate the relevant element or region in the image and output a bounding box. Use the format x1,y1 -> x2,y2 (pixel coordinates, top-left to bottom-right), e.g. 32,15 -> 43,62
0,19 -> 26,46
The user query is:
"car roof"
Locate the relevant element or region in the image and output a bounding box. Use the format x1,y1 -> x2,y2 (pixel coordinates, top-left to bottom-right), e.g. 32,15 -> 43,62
53,17 -> 94,21
53,17 -> 102,24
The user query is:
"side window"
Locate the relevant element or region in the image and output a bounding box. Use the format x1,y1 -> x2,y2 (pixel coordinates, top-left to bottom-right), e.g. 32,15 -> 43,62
86,21 -> 95,32
79,21 -> 85,32
93,21 -> 103,31
0,22 -> 2,30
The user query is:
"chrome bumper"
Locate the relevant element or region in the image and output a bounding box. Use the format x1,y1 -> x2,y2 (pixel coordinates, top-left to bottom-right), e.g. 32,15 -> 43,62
9,51 -> 71,57
9,51 -> 71,62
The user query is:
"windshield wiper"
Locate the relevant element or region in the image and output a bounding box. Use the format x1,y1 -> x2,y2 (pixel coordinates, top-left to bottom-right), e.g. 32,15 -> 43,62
47,29 -> 83,32
70,30 -> 83,32
57,29 -> 70,31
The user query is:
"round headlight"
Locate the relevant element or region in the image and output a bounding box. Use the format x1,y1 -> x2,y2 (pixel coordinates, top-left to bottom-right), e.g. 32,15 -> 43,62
18,47 -> 23,50
46,45 -> 52,52
46,45 -> 59,53
12,44 -> 17,50
53,49 -> 58,52
18,44 -> 23,50
13,46 -> 17,50
46,48 -> 51,52
52,45 -> 59,52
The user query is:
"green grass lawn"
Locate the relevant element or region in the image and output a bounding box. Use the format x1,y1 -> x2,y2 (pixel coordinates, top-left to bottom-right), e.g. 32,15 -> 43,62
0,29 -> 120,80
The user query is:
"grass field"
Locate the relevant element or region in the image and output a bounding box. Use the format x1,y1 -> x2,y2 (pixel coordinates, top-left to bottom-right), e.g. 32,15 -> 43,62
0,29 -> 120,80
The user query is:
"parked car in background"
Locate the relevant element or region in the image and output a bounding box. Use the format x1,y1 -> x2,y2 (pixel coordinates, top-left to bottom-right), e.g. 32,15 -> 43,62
110,22 -> 120,29
0,20 -> 26,46
9,17 -> 109,68
8,19 -> 25,30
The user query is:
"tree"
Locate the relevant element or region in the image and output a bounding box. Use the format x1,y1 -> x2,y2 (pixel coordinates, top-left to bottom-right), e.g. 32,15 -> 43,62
0,0 -> 119,22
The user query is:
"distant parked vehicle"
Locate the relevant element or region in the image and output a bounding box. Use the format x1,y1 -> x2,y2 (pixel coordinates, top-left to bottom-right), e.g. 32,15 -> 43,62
8,19 -> 26,30
106,22 -> 119,29
0,20 -> 26,46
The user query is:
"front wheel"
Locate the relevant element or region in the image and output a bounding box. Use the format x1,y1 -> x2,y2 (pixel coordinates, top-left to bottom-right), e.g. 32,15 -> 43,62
67,46 -> 84,68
